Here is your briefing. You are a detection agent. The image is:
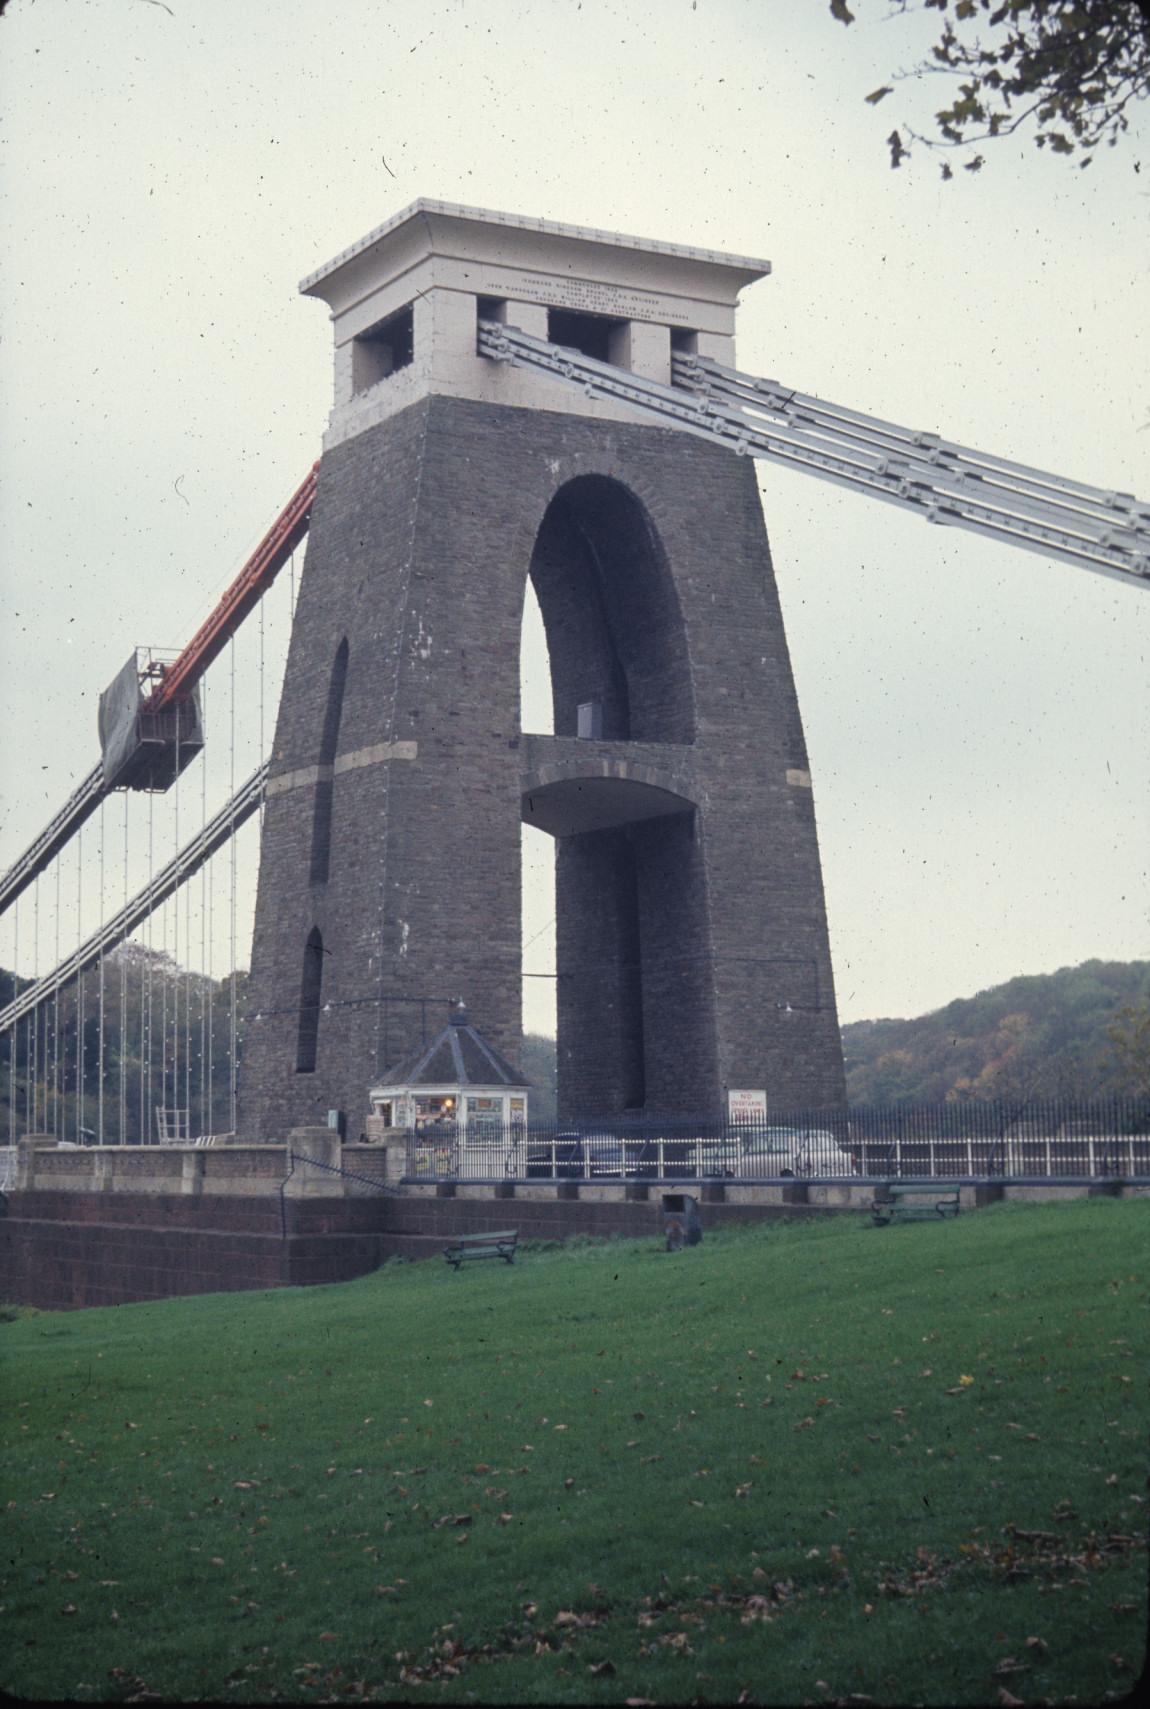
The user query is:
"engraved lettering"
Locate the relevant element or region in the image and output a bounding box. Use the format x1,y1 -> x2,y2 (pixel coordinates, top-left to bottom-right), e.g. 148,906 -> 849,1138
480,273 -> 691,325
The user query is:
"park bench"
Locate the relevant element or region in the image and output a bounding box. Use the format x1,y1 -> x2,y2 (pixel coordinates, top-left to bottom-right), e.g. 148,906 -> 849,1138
443,1228 -> 519,1270
872,1182 -> 961,1226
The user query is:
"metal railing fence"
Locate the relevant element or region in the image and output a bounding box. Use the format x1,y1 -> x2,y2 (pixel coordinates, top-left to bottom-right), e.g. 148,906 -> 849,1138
402,1096 -> 1150,1183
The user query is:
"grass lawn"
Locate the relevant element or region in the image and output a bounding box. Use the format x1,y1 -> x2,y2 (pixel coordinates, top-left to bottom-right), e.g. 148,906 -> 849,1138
1,1198 -> 1146,1704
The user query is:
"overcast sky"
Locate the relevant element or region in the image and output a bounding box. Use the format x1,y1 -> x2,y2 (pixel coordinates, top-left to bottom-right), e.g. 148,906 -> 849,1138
1,0 -> 1147,1041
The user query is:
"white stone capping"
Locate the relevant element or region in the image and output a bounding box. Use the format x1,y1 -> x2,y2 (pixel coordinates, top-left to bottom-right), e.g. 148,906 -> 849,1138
306,200 -> 769,449
331,255 -> 739,350
300,197 -> 771,295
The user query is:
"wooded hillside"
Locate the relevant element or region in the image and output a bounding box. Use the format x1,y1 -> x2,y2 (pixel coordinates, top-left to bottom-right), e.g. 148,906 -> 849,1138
842,959 -> 1150,1105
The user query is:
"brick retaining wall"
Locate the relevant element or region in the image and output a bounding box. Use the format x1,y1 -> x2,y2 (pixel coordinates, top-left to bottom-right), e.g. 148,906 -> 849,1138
0,1183 -> 824,1311
3,1177 -> 1064,1312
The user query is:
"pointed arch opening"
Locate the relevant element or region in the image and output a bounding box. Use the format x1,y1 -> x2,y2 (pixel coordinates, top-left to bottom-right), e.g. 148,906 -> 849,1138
528,474 -> 695,745
296,926 -> 325,1074
521,474 -> 702,1118
309,637 -> 349,886
520,579 -> 557,1041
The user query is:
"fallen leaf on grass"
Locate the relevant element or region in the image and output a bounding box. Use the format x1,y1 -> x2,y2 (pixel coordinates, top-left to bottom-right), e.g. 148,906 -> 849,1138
997,1692 -> 1024,1707
556,1609 -> 601,1630
588,1659 -> 615,1676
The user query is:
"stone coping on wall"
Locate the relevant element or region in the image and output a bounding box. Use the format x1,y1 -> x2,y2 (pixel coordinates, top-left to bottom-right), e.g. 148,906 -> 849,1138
11,1137 -> 1125,1212
12,1129 -> 376,1199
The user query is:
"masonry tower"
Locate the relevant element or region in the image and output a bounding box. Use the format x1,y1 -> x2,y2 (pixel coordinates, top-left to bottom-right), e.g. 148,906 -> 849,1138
239,201 -> 846,1138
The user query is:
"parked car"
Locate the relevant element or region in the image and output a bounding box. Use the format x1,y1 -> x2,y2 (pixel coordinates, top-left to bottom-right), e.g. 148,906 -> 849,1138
523,1132 -> 639,1179
735,1126 -> 857,1177
525,1132 -> 589,1179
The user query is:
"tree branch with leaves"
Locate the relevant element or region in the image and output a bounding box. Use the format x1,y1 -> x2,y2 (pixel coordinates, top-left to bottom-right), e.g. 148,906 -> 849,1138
832,0 -> 1150,175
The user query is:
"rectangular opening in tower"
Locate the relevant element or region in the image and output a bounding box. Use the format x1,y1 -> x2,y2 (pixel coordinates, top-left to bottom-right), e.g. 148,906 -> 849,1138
548,307 -> 627,366
352,303 -> 414,394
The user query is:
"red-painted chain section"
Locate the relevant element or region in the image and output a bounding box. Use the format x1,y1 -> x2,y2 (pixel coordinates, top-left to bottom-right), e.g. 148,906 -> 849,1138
147,462 -> 319,710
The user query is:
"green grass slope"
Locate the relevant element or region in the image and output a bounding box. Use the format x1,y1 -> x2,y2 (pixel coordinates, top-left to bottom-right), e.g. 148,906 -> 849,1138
2,1201 -> 1146,1704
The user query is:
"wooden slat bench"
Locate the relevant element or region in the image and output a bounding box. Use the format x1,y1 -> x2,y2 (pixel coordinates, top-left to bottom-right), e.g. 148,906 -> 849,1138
443,1229 -> 519,1270
872,1183 -> 961,1226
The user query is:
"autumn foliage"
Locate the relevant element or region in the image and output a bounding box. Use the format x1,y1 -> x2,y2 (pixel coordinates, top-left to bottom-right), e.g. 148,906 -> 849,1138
842,957 -> 1150,1103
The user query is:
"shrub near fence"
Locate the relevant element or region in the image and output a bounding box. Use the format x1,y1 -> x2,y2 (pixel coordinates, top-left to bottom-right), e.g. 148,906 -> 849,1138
402,1096 -> 1150,1183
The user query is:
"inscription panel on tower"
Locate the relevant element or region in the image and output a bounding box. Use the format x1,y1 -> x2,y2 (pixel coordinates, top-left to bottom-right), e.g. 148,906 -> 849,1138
478,270 -> 694,326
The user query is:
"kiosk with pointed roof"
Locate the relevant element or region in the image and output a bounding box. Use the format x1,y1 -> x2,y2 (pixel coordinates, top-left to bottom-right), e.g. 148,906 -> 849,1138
367,1001 -> 531,1146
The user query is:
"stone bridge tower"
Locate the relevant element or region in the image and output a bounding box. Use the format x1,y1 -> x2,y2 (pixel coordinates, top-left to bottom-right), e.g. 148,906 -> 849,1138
238,200 -> 845,1139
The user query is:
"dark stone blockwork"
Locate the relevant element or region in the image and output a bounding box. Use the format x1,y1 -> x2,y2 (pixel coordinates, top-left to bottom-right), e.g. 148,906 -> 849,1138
238,393 -> 845,1140
0,1188 -> 822,1312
